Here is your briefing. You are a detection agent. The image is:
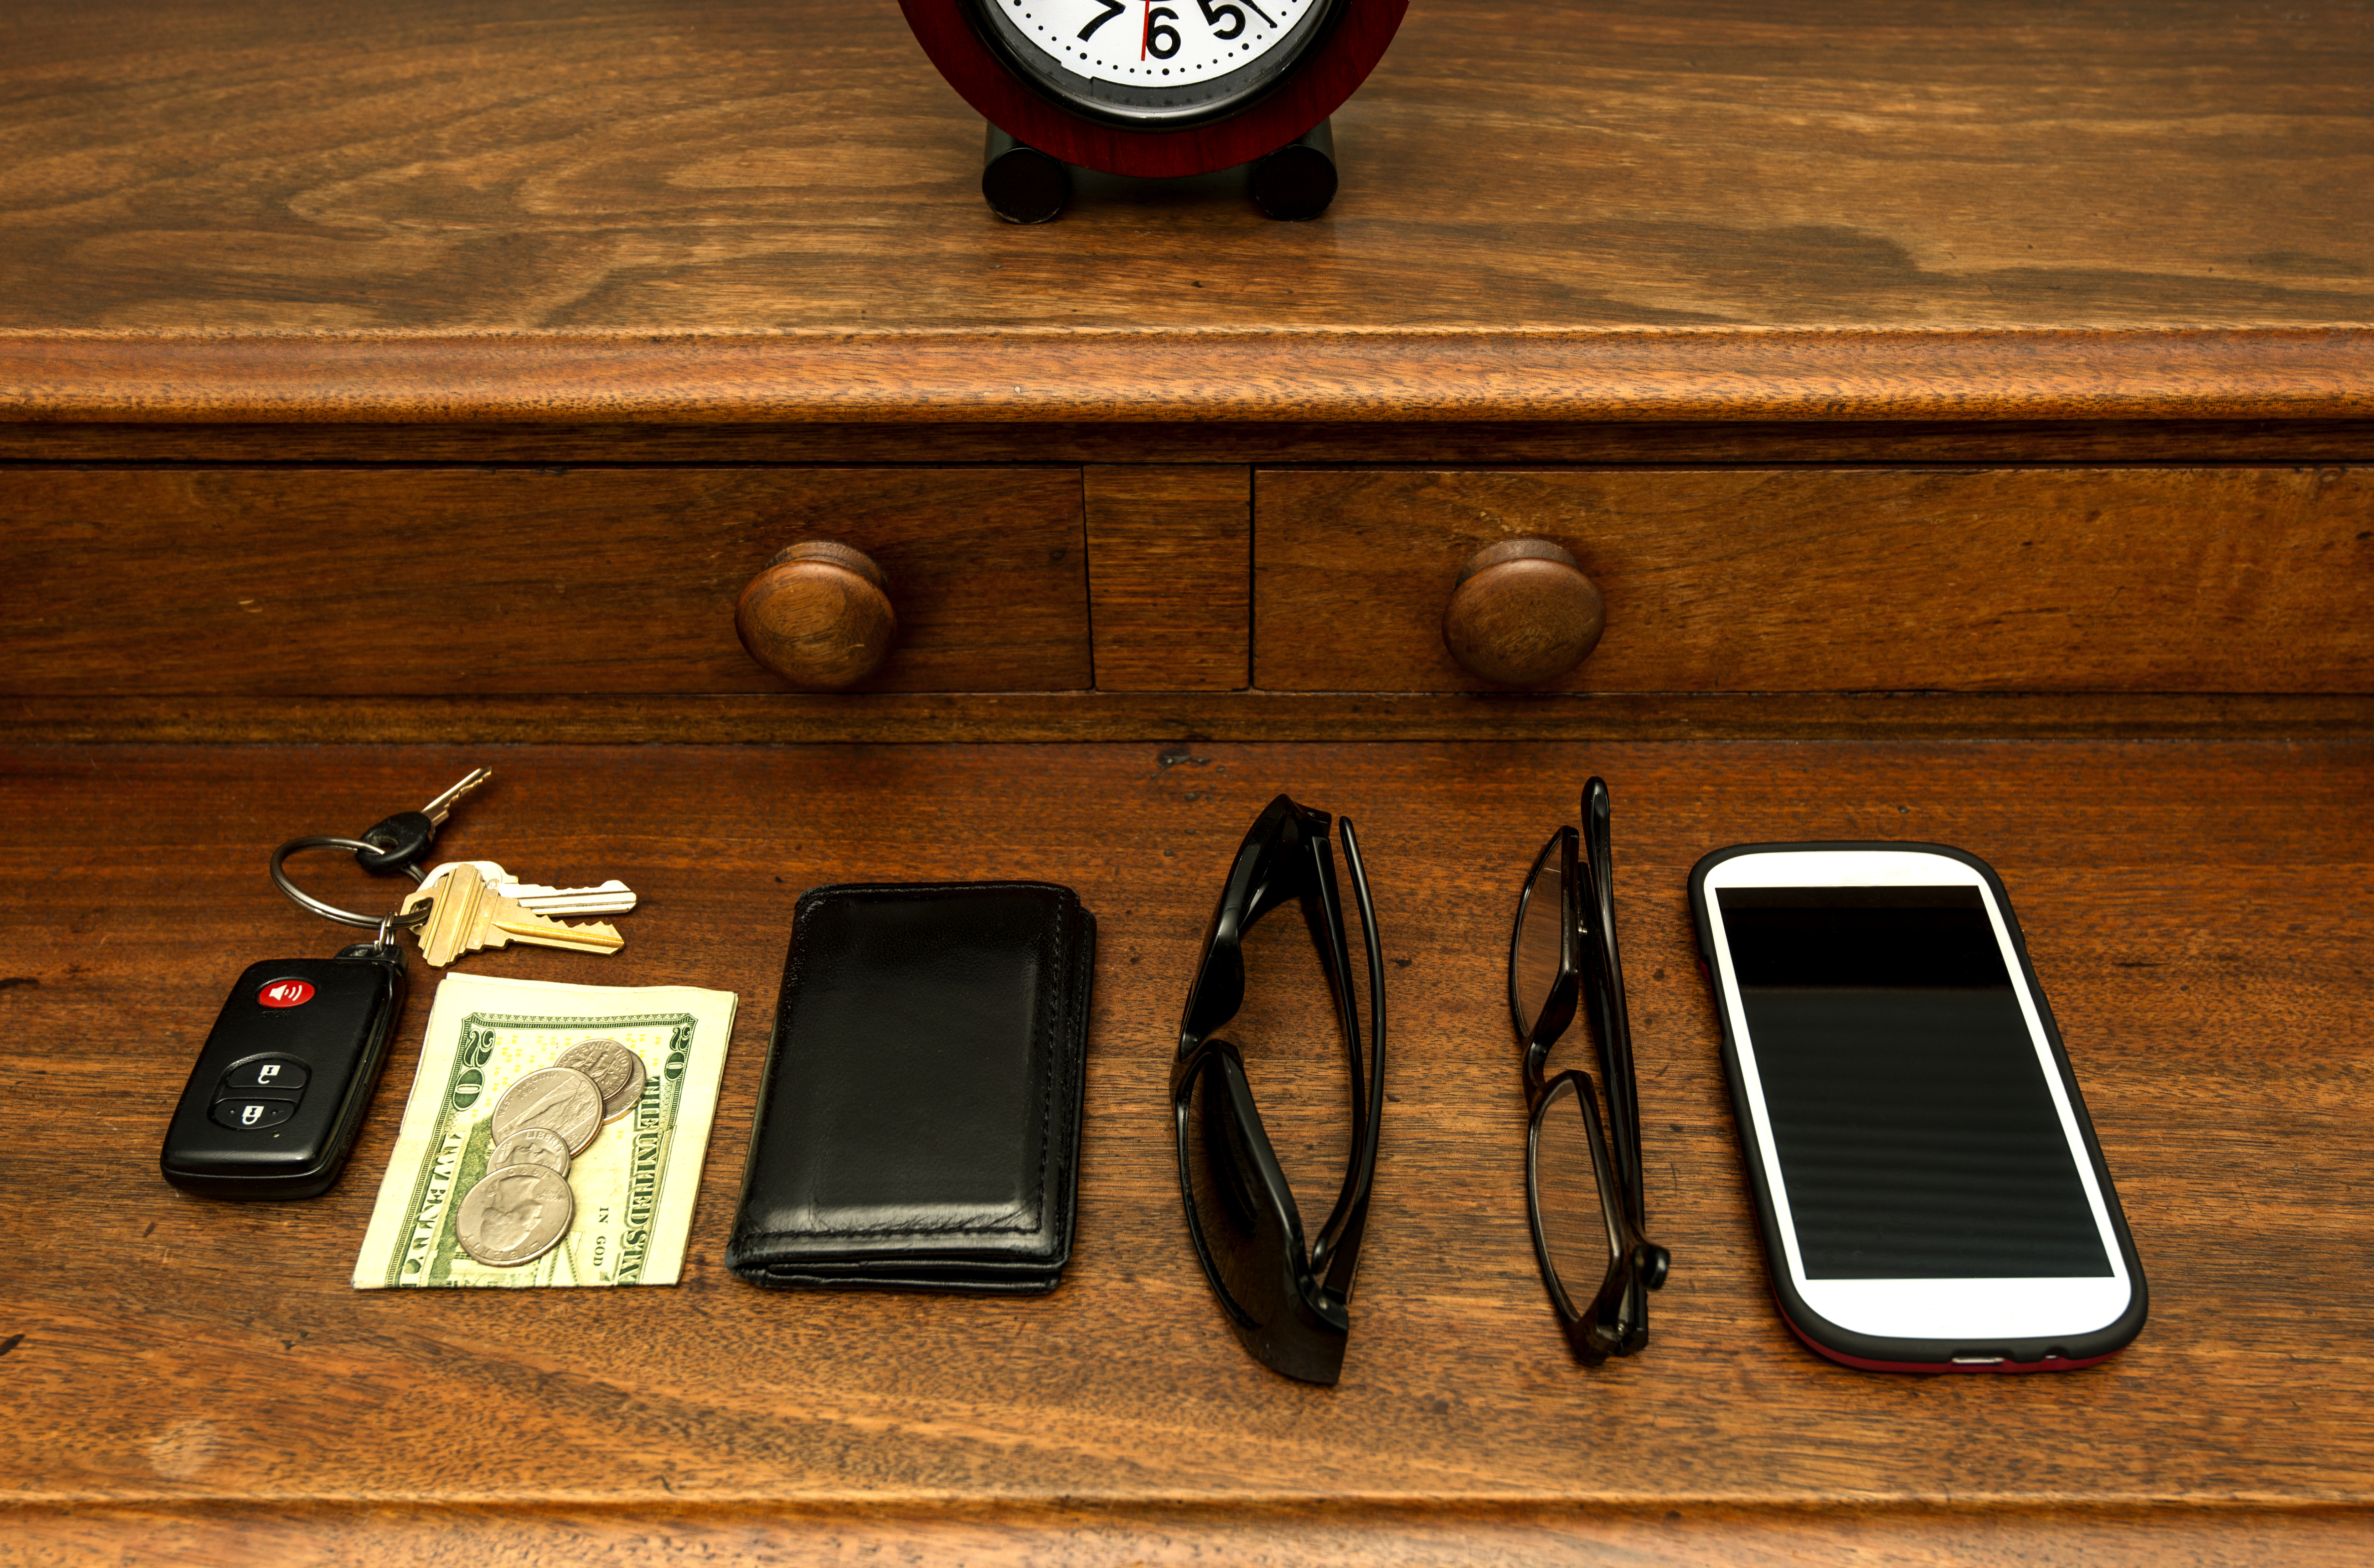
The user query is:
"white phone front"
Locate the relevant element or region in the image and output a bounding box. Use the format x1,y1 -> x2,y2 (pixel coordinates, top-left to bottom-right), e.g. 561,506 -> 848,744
1693,844 -> 2143,1369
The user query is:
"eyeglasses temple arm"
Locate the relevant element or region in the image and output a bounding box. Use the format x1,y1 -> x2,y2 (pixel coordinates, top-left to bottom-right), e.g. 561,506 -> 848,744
1583,782 -> 1649,1230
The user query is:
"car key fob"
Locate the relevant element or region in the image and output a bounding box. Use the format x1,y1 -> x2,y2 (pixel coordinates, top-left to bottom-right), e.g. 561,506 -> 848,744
160,943 -> 408,1199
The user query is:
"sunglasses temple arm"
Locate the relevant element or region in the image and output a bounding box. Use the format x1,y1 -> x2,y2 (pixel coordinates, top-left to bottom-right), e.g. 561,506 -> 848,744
1312,816 -> 1387,1299
1305,839 -> 1363,1089
1298,835 -> 1363,1272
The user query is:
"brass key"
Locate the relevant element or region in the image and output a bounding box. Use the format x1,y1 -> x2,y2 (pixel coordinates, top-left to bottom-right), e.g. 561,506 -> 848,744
399,863 -> 624,968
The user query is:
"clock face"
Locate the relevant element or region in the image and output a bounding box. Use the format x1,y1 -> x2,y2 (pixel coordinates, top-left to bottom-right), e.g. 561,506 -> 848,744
971,0 -> 1344,127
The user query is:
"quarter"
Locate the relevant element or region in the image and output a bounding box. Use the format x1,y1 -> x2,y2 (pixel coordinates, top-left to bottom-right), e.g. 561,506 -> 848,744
489,1066 -> 605,1155
553,1037 -> 647,1120
489,1124 -> 571,1177
454,1164 -> 574,1267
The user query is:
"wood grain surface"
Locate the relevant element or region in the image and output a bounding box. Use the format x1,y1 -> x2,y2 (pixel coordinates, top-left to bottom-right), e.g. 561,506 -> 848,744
5,417 -> 2371,466
11,1500 -> 2374,1566
1257,466 -> 2374,693
3,739 -> 2370,1564
1,0 -> 2369,428
1,468 -> 1091,696
1085,466 -> 1252,691
7,692 -> 2374,747
5,328 -> 2367,428
14,463 -> 2368,711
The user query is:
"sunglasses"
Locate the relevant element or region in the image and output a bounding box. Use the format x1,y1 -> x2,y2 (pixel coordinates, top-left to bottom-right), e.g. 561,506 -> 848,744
1509,777 -> 1670,1363
1173,794 -> 1385,1385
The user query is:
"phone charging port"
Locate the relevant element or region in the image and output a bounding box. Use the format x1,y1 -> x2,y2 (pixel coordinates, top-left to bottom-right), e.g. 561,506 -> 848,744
1950,1354 -> 2008,1365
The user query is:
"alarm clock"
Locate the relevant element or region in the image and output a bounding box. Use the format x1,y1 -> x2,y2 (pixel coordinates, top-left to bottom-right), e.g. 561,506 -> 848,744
899,0 -> 1409,222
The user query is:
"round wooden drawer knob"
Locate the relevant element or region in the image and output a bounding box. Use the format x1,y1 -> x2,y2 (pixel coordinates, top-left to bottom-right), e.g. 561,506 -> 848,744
735,541 -> 896,690
1442,539 -> 1606,687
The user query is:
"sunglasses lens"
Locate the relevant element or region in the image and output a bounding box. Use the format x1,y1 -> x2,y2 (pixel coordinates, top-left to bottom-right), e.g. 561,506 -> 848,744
1182,1051 -> 1295,1332
1512,847 -> 1565,1038
1533,1076 -> 1615,1317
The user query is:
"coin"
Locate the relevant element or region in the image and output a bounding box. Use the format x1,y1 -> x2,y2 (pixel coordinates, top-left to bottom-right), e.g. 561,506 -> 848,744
553,1037 -> 647,1120
454,1164 -> 574,1267
489,1124 -> 571,1177
489,1066 -> 605,1155
552,1037 -> 635,1099
598,1049 -> 645,1120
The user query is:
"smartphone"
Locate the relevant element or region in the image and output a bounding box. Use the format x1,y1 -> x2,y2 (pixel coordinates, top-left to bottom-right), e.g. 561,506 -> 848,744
1689,843 -> 2146,1372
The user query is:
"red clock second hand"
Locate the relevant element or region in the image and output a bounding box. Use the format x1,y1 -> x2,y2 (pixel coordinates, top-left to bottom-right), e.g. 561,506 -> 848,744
1142,0 -> 1150,60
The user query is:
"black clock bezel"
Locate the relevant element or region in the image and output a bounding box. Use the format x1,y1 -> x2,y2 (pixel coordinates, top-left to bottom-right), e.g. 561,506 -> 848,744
963,0 -> 1352,131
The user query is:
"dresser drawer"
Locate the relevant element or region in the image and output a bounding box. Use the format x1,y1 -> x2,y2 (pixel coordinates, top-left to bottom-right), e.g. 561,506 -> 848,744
1255,468 -> 2374,693
4,468 -> 1091,696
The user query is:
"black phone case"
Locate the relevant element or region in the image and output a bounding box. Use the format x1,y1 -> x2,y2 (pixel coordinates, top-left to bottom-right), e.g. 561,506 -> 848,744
1687,842 -> 2148,1372
725,880 -> 1095,1295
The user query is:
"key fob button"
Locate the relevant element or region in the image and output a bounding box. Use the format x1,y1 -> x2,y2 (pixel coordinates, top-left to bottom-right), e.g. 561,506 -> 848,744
223,1057 -> 310,1093
212,1099 -> 298,1131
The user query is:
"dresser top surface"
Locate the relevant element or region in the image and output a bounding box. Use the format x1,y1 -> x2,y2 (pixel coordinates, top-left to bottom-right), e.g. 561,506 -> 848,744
6,0 -> 2373,336
3,0 -> 2370,424
5,737 -> 2374,1567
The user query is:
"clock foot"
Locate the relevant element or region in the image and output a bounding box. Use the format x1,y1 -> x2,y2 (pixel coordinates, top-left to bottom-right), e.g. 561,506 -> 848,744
1250,120 -> 1338,221
982,126 -> 1069,224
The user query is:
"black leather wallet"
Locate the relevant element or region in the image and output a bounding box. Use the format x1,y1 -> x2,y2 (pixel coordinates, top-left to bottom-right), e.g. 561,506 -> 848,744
725,881 -> 1095,1294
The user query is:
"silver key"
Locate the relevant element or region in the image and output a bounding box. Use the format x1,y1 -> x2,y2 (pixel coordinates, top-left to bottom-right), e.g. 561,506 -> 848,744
416,859 -> 638,917
390,769 -> 496,884
420,768 -> 493,826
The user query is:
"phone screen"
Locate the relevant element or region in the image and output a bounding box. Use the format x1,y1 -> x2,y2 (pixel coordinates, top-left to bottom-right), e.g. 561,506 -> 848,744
1716,886 -> 2110,1280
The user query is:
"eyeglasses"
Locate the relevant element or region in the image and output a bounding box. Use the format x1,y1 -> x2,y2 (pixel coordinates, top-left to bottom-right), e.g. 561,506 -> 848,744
1509,776 -> 1670,1364
1173,794 -> 1384,1386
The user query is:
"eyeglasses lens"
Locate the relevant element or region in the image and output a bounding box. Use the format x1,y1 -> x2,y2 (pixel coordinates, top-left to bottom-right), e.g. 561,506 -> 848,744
1533,1075 -> 1615,1318
1181,1051 -> 1293,1333
1512,852 -> 1565,1037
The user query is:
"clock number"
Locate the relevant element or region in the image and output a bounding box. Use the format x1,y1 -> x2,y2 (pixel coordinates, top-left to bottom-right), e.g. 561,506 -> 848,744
1077,0 -> 1125,40
1146,6 -> 1181,59
1195,0 -> 1247,40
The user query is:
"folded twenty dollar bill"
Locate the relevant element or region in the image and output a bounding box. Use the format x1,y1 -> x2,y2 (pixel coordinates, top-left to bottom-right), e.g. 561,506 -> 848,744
352,971 -> 737,1289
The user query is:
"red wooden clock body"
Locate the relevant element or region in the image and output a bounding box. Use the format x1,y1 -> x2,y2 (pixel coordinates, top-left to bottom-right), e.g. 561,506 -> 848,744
899,0 -> 1409,179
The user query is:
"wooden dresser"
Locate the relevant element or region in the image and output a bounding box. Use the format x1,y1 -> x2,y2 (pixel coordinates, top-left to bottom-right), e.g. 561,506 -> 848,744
4,1 -> 2370,1562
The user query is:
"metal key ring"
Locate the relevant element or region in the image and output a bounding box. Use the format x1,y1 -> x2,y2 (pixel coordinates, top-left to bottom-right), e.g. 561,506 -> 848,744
270,836 -> 434,930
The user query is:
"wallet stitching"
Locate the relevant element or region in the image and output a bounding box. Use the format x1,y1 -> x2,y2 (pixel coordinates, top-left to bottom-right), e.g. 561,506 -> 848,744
731,883 -> 1079,1252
